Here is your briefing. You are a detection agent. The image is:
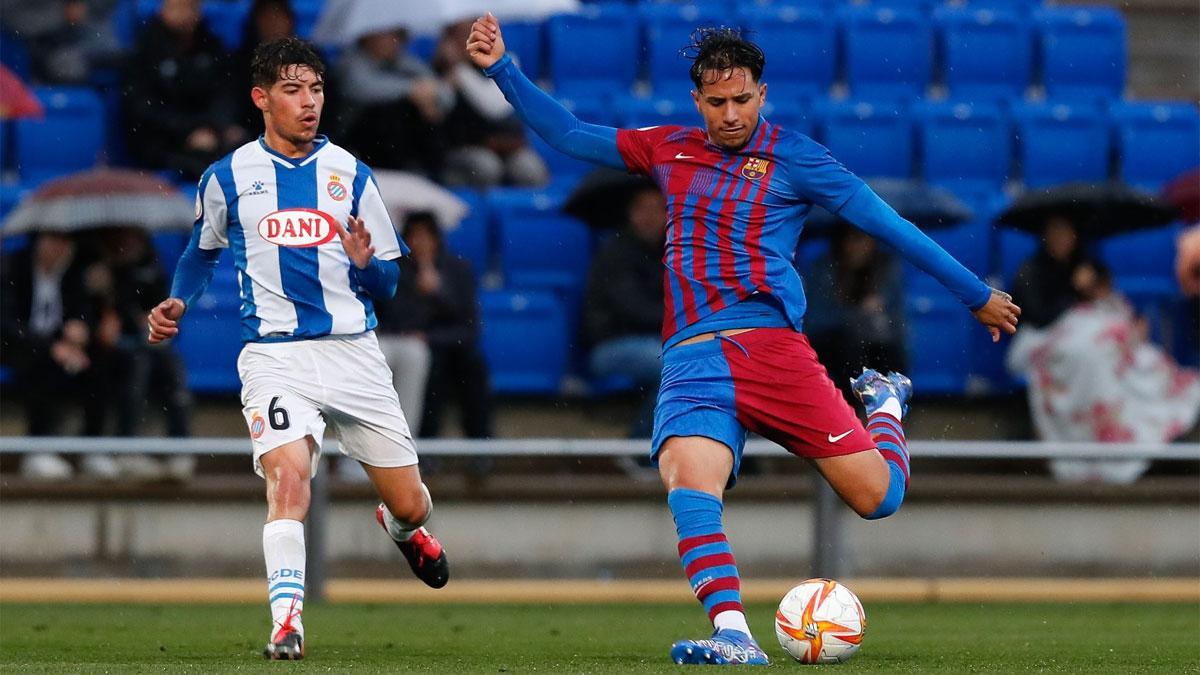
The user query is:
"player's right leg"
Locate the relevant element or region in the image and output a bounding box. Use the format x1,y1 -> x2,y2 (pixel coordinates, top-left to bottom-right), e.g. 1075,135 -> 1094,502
259,437 -> 318,661
658,437 -> 769,666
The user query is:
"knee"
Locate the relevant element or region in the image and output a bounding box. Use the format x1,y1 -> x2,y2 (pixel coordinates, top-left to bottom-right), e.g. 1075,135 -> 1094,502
857,466 -> 906,521
267,466 -> 311,514
387,483 -> 432,528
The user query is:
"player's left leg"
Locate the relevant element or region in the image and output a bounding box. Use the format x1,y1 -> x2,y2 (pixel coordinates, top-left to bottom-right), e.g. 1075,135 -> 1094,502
363,463 -> 449,588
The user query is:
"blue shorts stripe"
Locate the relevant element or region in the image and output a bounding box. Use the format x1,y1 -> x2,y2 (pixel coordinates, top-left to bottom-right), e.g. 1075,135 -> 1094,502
680,541 -> 732,568
689,564 -> 739,587
269,592 -> 304,605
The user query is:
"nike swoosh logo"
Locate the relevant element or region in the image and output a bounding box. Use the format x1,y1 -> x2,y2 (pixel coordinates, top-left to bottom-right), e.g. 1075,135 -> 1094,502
828,430 -> 854,443
675,152 -> 694,159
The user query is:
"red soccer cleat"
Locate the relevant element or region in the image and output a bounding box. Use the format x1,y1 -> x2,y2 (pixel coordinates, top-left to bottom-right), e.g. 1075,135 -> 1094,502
376,504 -> 450,589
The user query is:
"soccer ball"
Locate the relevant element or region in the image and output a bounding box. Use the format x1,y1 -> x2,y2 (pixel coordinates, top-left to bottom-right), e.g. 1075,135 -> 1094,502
774,578 -> 866,664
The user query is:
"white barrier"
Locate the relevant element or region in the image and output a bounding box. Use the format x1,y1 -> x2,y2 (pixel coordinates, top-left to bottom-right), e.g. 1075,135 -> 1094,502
2,436 -> 1197,599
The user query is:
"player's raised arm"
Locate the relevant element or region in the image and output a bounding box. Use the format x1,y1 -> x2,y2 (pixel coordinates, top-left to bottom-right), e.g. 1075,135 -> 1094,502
466,12 -> 625,170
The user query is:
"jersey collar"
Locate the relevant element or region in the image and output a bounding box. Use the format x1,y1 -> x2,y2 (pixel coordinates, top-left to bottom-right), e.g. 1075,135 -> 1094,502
705,115 -> 770,155
258,134 -> 329,167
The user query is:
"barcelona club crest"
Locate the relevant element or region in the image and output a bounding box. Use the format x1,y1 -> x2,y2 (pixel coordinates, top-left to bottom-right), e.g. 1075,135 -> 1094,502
741,157 -> 771,180
327,175 -> 347,201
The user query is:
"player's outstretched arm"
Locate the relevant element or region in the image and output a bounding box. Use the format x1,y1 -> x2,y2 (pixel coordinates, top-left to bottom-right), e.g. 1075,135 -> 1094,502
147,298 -> 185,344
970,288 -> 1021,343
466,12 -> 625,169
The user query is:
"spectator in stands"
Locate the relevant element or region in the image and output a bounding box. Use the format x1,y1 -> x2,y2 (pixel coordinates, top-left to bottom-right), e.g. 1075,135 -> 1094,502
15,0 -> 123,85
338,28 -> 448,176
376,212 -> 493,440
431,19 -> 547,189
804,222 -> 907,403
0,231 -> 114,480
1009,215 -> 1102,329
583,185 -> 665,438
232,0 -> 296,132
122,0 -> 246,180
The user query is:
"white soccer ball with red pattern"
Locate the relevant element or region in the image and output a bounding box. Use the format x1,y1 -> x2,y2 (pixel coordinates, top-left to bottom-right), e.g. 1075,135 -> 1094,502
774,578 -> 866,664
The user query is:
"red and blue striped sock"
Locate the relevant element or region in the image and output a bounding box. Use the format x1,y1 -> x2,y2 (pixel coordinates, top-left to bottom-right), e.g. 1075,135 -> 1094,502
668,488 -> 747,630
866,411 -> 910,519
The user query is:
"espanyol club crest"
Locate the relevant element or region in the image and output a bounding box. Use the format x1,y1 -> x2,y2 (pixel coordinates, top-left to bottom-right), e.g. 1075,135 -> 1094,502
257,208 -> 338,247
327,175 -> 347,201
741,157 -> 771,180
249,411 -> 266,439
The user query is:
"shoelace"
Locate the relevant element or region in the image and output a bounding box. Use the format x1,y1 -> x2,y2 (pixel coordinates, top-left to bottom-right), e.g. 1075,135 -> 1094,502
272,593 -> 302,643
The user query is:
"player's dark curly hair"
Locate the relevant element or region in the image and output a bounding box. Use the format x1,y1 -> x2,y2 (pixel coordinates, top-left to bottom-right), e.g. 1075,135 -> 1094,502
684,27 -> 765,90
250,37 -> 325,89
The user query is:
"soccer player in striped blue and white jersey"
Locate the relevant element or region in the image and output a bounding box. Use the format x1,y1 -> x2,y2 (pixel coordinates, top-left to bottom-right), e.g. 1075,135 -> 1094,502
147,38 -> 449,661
469,14 -> 1022,665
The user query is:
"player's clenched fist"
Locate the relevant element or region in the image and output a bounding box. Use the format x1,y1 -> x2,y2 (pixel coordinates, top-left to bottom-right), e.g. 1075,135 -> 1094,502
147,297 -> 186,344
466,11 -> 505,70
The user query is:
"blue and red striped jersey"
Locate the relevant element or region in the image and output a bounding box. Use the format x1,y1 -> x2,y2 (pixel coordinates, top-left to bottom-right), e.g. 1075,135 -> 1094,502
617,118 -> 864,344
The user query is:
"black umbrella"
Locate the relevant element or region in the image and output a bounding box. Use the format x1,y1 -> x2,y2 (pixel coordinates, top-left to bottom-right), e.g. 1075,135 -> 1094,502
563,168 -> 658,229
804,178 -> 975,235
998,181 -> 1179,237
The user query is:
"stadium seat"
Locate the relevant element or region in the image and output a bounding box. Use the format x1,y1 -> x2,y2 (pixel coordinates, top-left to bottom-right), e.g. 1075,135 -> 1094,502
443,188 -> 492,277
640,3 -> 725,96
915,101 -> 1011,194
841,6 -> 934,101
902,276 -> 973,395
0,30 -> 32,79
14,87 -> 105,184
490,188 -> 592,294
1035,6 -> 1126,102
292,0 -> 323,40
614,94 -> 699,129
935,7 -> 1033,102
502,21 -> 545,81
952,0 -> 1044,13
738,5 -> 836,102
997,226 -> 1038,286
1098,223 -> 1181,286
1110,102 -> 1200,190
479,289 -> 569,394
546,5 -> 639,98
1011,102 -> 1110,188
814,100 -> 914,179
175,256 -> 242,394
761,100 -> 815,138
202,1 -> 251,51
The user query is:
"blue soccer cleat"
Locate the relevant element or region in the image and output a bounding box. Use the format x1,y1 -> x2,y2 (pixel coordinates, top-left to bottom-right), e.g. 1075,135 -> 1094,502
850,368 -> 913,418
670,629 -> 769,666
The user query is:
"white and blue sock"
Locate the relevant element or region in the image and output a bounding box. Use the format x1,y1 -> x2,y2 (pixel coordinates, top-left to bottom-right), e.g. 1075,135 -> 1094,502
263,519 -> 306,637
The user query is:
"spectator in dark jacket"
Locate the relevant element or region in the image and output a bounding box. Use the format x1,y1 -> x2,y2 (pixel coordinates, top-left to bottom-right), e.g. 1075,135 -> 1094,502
19,0 -> 123,85
375,212 -> 493,439
583,186 -> 666,438
122,0 -> 245,180
1011,215 -> 1103,329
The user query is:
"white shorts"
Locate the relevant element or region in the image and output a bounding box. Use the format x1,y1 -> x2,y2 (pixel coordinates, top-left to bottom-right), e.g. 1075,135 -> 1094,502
237,331 -> 417,478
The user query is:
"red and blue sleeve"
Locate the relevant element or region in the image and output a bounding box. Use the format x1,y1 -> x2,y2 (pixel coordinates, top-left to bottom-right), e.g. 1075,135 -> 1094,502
484,54 -> 624,169
787,135 -> 992,311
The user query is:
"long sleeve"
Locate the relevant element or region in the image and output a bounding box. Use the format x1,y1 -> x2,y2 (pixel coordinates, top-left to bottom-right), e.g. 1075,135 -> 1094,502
484,54 -> 624,169
835,186 -> 991,311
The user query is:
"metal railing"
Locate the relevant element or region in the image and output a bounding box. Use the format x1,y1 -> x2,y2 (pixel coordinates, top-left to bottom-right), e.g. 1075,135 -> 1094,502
2,436 -> 1197,600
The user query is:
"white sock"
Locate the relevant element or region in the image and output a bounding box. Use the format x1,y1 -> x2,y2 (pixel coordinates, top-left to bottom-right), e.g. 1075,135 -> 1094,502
713,610 -> 752,636
381,484 -> 432,543
877,397 -> 904,421
263,519 -> 306,638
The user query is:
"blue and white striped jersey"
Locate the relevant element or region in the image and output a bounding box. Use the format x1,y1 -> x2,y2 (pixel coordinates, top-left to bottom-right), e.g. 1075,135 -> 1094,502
196,136 -> 407,342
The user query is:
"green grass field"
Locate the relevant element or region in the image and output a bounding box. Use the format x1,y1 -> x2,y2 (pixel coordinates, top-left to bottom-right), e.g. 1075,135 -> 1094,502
1,602 -> 1197,673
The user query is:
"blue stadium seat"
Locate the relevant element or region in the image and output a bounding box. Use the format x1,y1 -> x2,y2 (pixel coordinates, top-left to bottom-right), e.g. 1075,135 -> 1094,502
1,30 -> 32,79
762,100 -> 815,137
1110,102 -> 1200,190
1011,102 -> 1110,188
935,7 -> 1033,102
443,188 -> 492,277
175,256 -> 242,393
841,6 -> 933,101
1035,6 -> 1126,102
1098,223 -> 1181,287
640,3 -> 725,95
490,188 -> 592,294
902,277 -> 973,395
953,0 -> 1044,13
203,1 -> 251,51
738,5 -> 836,101
997,227 -> 1037,286
292,0 -> 323,40
15,87 -> 105,184
915,101 -> 1011,194
546,5 -> 639,98
479,289 -> 569,394
814,100 -> 914,179
614,94 -> 699,128
502,21 -> 545,81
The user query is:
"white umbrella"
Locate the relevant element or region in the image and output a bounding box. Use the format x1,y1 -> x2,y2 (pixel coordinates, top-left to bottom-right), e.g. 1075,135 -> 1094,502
372,170 -> 468,232
312,0 -> 579,46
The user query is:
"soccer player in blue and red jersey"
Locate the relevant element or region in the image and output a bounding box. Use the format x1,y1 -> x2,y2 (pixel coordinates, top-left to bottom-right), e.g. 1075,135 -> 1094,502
469,14 -> 1021,666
